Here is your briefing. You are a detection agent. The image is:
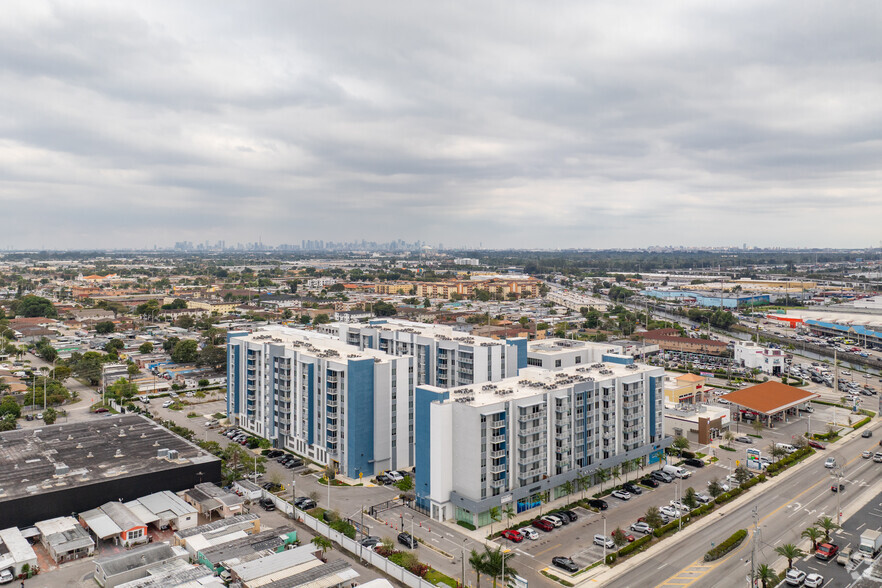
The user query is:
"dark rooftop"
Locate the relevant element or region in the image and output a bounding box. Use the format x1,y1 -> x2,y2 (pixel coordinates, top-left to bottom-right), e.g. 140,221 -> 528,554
0,414 -> 220,502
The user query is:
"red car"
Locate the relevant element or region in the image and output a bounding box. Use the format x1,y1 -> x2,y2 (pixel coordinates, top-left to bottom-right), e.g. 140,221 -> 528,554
501,530 -> 523,542
815,543 -> 839,560
532,520 -> 554,532
808,440 -> 826,450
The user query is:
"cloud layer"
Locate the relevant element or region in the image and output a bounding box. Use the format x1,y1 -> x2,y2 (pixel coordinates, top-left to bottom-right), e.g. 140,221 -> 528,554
2,1 -> 881,249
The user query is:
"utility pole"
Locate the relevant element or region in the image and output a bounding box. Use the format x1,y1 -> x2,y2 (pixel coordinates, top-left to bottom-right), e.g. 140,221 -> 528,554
749,506 -> 759,587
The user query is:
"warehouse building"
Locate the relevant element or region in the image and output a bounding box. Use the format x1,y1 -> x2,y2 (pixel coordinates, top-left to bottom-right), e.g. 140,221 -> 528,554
0,414 -> 222,529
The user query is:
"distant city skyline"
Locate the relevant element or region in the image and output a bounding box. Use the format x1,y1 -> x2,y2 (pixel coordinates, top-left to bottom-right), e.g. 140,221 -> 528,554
2,2 -> 881,250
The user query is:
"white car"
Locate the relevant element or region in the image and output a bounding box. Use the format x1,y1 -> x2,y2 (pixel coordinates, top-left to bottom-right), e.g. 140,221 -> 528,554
709,480 -> 730,492
162,401 -> 173,408
660,506 -> 679,518
385,471 -> 404,482
825,457 -> 836,469
519,527 -> 539,540
542,515 -> 563,528
593,534 -> 615,549
804,573 -> 824,588
670,500 -> 688,511
611,490 -> 631,500
630,521 -> 653,534
785,568 -> 806,586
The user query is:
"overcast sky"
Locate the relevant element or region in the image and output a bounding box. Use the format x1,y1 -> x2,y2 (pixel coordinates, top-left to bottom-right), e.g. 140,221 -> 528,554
2,1 -> 881,250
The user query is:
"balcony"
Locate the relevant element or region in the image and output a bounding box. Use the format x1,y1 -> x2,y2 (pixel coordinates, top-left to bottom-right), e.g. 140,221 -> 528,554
490,420 -> 506,430
489,463 -> 507,474
326,400 -> 338,408
520,439 -> 545,451
491,434 -> 506,443
519,453 -> 545,465
489,479 -> 506,489
490,449 -> 506,459
518,413 -> 544,423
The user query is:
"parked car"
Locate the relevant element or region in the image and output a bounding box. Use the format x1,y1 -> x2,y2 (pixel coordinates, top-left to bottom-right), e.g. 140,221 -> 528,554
630,521 -> 653,534
683,458 -> 705,468
784,568 -> 806,586
532,520 -> 554,532
651,471 -> 673,483
804,573 -> 824,588
376,474 -> 392,485
587,499 -> 609,510
611,489 -> 631,501
285,459 -> 303,469
735,436 -> 753,444
815,543 -> 839,560
837,547 -> 860,565
542,515 -> 563,528
398,532 -> 418,549
258,498 -> 276,511
266,450 -> 283,458
622,482 -> 643,495
873,452 -> 882,463
298,499 -> 316,510
386,471 -> 404,482
660,506 -> 679,518
552,557 -> 580,573
556,510 -> 578,522
520,527 -> 539,540
501,529 -> 523,542
360,536 -> 381,549
593,534 -> 615,549
641,477 -> 660,488
863,451 -> 872,459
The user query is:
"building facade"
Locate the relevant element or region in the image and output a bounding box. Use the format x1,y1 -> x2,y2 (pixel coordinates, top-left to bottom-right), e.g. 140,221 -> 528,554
226,327 -> 413,477
734,341 -> 785,375
415,360 -> 667,526
318,319 -> 525,389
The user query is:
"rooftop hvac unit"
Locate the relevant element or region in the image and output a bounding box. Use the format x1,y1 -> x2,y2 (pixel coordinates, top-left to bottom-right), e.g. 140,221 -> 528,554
55,463 -> 70,476
157,448 -> 169,459
167,449 -> 179,460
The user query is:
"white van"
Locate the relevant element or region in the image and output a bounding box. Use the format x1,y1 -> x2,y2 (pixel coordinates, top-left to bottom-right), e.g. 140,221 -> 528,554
662,464 -> 692,478
775,443 -> 797,454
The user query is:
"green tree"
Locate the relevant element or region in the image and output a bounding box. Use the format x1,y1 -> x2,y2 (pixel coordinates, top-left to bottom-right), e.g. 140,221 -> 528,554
162,336 -> 180,353
707,479 -> 724,498
503,505 -> 515,529
481,546 -> 517,588
0,396 -> 21,419
774,544 -> 804,570
95,321 -> 115,334
42,407 -> 57,425
396,476 -> 414,492
801,526 -> 822,551
643,506 -> 664,529
105,339 -> 125,354
314,314 -> 331,324
723,430 -> 735,448
770,445 -> 788,463
197,344 -> 226,370
815,516 -> 839,542
171,339 -> 199,363
752,418 -> 764,436
138,341 -> 154,354
175,315 -> 196,329
754,563 -> 777,588
683,487 -> 698,509
372,301 -> 397,317
611,528 -> 628,547
127,363 -> 140,379
311,535 -> 332,555
733,465 -> 752,485
672,435 -> 690,455
469,549 -> 487,588
10,295 -> 57,318
0,414 -> 16,432
106,379 -> 138,401
488,506 -> 502,534
595,467 -> 610,491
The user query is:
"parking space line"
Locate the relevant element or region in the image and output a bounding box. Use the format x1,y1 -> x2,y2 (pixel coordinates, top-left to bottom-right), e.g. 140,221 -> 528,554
533,543 -> 562,557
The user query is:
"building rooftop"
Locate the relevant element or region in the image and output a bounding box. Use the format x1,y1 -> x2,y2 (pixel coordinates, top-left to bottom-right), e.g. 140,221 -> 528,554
200,527 -> 296,566
259,558 -> 358,588
97,543 -> 180,578
345,318 -> 513,346
0,414 -> 220,503
720,382 -> 820,415
176,513 -> 258,540
527,338 -> 619,357
114,559 -> 220,588
234,327 -> 395,362
422,362 -> 660,407
230,544 -> 319,582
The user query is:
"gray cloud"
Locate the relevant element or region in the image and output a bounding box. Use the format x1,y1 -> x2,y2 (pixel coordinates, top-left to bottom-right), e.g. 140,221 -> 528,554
1,0 -> 881,250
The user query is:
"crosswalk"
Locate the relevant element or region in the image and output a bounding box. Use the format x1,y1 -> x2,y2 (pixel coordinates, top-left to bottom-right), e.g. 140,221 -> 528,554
656,562 -> 717,586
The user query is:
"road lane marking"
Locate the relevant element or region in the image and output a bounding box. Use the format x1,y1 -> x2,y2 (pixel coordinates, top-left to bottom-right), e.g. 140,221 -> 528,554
533,543 -> 561,557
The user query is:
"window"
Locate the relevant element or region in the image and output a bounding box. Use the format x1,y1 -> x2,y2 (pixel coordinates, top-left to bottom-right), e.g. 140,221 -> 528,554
555,359 -> 562,368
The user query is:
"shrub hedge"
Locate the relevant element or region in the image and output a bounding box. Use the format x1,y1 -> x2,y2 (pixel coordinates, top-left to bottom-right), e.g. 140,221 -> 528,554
853,417 -> 872,430
765,447 -> 813,475
617,534 -> 652,557
713,486 -> 744,506
704,529 -> 747,561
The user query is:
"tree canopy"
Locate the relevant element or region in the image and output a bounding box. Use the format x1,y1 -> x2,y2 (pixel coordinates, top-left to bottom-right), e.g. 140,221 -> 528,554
10,295 -> 57,318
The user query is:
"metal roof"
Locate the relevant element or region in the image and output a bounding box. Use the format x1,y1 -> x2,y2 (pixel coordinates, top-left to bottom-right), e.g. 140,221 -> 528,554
80,509 -> 123,540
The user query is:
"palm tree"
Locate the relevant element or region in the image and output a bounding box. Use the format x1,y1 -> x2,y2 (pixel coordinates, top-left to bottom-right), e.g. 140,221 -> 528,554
752,418 -> 764,436
774,543 -> 804,569
503,505 -> 515,530
578,471 -> 592,499
672,435 -> 690,455
816,516 -> 839,542
489,506 -> 502,534
611,465 -> 622,486
311,536 -> 332,557
723,430 -> 735,448
801,526 -> 822,551
630,457 -> 643,480
595,468 -> 610,492
754,563 -> 777,588
482,546 -> 517,588
469,549 -> 487,588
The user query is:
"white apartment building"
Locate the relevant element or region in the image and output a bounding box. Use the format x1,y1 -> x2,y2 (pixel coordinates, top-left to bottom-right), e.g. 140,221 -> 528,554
415,360 -> 667,526
734,341 -> 784,376
526,338 -> 624,370
226,327 -> 413,478
317,319 -> 525,388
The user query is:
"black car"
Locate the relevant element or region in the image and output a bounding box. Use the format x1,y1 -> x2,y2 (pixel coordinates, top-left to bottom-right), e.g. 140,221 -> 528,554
293,496 -> 311,507
376,474 -> 392,485
298,499 -> 316,510
360,536 -> 381,548
552,556 -> 580,573
641,477 -> 660,488
262,482 -> 283,492
558,510 -> 578,522
622,482 -> 643,495
587,499 -> 609,511
259,498 -> 276,511
266,450 -> 284,458
863,430 -> 873,438
398,532 -> 418,549
683,458 -> 705,468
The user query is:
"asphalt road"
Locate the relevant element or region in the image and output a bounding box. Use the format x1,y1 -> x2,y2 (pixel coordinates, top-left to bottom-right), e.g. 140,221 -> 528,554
605,420 -> 882,588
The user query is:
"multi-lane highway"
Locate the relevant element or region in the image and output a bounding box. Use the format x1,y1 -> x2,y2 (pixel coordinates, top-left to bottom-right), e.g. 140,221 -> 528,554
592,421 -> 882,587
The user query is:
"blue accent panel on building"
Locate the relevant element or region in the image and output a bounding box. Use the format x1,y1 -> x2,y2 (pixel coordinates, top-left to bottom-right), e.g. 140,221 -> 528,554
346,359 -> 375,479
415,386 -> 449,508
507,337 -> 528,370
226,332 -> 247,417
602,353 -> 634,365
649,376 -> 658,434
307,363 -> 315,445
368,319 -> 388,326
